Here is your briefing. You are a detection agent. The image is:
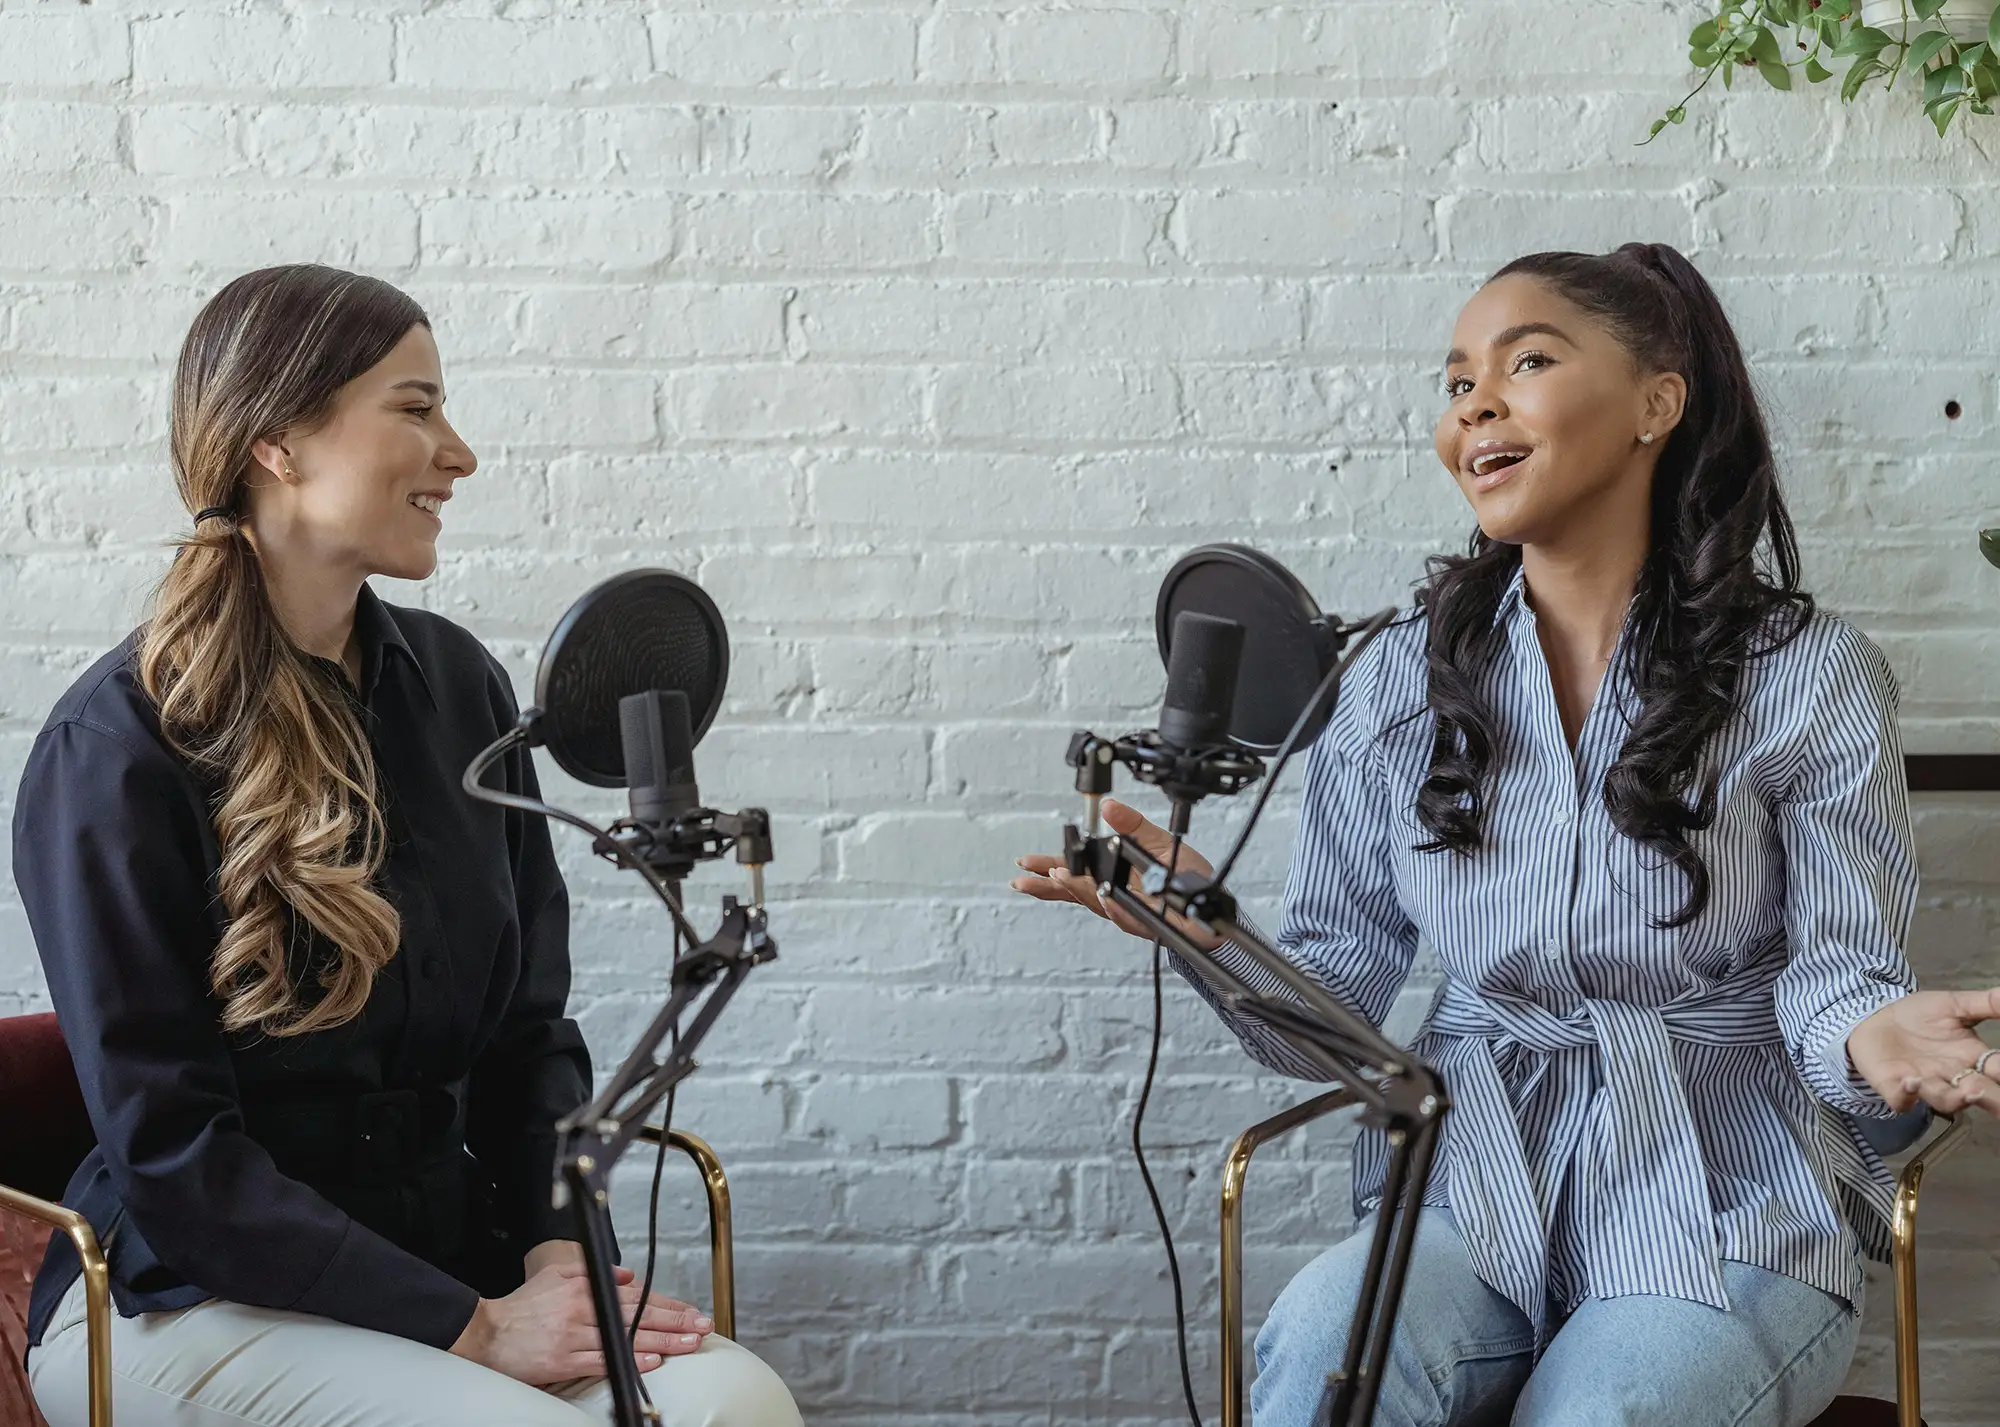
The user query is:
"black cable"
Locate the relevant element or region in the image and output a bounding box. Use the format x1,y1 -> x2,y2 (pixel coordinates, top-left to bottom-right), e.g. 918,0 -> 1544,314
1210,608 -> 1397,889
462,726 -> 704,947
629,916 -> 683,1405
1132,832 -> 1205,1427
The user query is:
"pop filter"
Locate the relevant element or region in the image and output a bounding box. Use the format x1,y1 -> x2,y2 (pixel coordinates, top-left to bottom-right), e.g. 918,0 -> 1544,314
1154,544 -> 1345,755
534,569 -> 729,788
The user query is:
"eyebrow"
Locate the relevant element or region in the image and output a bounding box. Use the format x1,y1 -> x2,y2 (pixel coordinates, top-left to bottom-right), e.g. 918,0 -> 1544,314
1444,322 -> 1578,367
389,379 -> 441,399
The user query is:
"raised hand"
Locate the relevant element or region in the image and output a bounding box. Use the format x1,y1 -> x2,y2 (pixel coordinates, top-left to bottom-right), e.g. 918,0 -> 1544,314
1847,986 -> 2000,1116
1010,797 -> 1226,953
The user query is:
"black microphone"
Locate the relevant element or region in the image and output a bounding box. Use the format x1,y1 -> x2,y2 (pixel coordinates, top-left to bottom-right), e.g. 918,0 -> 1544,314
1157,610 -> 1244,754
620,689 -> 701,829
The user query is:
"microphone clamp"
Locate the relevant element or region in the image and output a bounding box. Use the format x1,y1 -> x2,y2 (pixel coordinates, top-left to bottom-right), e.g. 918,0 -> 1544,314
594,805 -> 774,900
1066,728 -> 1265,817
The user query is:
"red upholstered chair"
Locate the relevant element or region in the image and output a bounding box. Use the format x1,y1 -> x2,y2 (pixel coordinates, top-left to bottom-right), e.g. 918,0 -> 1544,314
0,1013 -> 108,1427
0,1015 -> 740,1427
1218,1089 -> 1971,1427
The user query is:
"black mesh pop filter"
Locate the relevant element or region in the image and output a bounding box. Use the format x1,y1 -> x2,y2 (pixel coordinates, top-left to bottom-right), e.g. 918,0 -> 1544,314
535,570 -> 729,788
1154,544 -> 1343,755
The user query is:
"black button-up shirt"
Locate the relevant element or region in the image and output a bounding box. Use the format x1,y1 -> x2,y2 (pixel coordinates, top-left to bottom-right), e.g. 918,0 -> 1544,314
13,587 -> 590,1351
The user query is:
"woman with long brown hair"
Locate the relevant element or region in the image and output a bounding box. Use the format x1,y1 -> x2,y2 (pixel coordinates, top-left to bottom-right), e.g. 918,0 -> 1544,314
15,265 -> 801,1427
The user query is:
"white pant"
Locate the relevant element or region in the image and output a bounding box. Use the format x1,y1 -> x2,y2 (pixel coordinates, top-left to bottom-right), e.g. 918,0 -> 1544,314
28,1273 -> 803,1427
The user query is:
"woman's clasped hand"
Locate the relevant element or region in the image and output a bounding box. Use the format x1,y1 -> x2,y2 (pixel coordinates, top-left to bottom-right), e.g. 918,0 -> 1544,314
451,1260 -> 714,1386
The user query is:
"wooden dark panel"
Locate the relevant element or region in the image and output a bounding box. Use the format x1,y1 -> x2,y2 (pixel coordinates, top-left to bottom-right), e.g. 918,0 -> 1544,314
1904,754 -> 2000,792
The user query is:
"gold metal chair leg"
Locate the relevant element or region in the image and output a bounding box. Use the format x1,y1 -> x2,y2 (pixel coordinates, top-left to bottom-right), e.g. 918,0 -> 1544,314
636,1126 -> 736,1341
1891,1114 -> 1972,1427
0,1182 -> 112,1427
1220,1089 -> 1359,1427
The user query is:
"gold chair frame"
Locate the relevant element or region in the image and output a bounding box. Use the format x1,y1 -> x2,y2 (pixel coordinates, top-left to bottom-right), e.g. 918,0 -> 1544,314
1218,1093 -> 1972,1427
636,1124 -> 738,1341
0,1124 -> 734,1427
0,1182 -> 112,1427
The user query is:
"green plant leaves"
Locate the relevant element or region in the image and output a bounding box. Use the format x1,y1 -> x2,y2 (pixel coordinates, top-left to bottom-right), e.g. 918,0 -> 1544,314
1835,24 -> 1894,59
1844,56 -> 1890,98
1658,0 -> 2000,138
1908,29 -> 1956,71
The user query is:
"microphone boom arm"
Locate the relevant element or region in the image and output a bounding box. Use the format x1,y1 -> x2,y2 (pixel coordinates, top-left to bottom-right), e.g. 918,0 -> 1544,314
1060,600 -> 1434,1427
462,717 -> 777,1427
553,898 -> 776,1427
1062,828 -> 1446,1427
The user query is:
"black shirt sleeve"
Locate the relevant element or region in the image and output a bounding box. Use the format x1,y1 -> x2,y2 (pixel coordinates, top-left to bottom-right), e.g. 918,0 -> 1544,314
14,716 -> 481,1348
463,655 -> 594,1255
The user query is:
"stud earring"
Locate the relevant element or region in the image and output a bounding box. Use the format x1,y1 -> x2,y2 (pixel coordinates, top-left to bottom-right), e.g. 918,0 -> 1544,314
1639,432 -> 1655,445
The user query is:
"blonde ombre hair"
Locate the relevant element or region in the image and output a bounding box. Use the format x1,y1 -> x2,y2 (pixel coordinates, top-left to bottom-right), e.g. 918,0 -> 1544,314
140,265 -> 428,1037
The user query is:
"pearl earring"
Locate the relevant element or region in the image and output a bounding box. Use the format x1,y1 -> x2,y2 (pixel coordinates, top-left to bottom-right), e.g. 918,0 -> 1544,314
1639,432 -> 1655,445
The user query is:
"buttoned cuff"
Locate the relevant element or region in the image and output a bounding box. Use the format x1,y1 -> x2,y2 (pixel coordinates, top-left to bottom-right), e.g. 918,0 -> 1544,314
1811,993 -> 1910,1119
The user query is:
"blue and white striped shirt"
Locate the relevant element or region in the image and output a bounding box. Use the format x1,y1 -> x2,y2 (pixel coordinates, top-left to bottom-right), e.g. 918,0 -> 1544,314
1184,566 -> 1917,1328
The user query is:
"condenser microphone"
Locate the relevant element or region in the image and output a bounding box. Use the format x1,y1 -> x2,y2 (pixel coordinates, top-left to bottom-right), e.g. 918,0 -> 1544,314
1156,610 -> 1244,753
620,689 -> 701,829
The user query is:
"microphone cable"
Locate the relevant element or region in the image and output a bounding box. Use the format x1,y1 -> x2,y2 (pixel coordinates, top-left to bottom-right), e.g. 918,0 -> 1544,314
461,729 -> 690,1406
628,915 -> 683,1404
1132,832 -> 1206,1427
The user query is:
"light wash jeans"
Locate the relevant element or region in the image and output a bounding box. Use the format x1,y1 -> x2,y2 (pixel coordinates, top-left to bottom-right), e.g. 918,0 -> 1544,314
1252,1208 -> 1858,1427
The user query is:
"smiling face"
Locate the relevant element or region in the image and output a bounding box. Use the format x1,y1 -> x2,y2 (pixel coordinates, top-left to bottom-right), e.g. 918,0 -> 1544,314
1433,273 -> 1684,550
246,324 -> 476,582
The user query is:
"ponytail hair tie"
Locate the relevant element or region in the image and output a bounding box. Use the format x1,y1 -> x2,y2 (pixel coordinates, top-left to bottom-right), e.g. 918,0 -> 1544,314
194,506 -> 234,528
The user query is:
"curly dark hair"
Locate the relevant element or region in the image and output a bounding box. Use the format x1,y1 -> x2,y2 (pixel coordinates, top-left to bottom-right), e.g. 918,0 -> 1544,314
1411,242 -> 1812,928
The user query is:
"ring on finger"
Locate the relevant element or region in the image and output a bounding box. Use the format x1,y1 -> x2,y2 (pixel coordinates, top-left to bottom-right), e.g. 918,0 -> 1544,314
1949,1066 -> 1978,1086
1977,1048 -> 1999,1080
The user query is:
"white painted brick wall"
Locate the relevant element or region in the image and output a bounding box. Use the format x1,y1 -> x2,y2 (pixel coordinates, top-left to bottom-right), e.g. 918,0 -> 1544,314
2,1 -> 1996,1421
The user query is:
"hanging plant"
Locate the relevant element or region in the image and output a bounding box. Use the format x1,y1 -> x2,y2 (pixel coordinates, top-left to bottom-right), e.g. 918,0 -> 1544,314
1650,0 -> 2000,139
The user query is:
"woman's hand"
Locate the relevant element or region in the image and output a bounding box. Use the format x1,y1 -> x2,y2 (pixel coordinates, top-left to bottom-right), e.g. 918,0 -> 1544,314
450,1260 -> 714,1385
1010,797 -> 1226,953
1846,987 -> 2000,1116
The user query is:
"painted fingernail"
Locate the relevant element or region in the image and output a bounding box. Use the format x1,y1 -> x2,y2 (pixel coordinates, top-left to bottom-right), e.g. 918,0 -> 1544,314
695,1316 -> 713,1331
681,1334 -> 701,1346
1901,1076 -> 1922,1092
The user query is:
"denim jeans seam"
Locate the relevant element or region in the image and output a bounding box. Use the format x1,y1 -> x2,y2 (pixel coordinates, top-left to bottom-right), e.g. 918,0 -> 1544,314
1726,1302 -> 1852,1427
1424,1333 -> 1537,1390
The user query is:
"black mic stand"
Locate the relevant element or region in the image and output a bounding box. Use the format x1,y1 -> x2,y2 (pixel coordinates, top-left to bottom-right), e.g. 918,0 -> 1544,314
1063,610 -> 1447,1427
463,720 -> 776,1427
554,886 -> 773,1427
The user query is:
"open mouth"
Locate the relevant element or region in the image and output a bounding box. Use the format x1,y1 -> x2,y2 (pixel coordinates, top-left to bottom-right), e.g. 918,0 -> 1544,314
409,493 -> 444,519
1471,450 -> 1528,477
1465,443 -> 1532,487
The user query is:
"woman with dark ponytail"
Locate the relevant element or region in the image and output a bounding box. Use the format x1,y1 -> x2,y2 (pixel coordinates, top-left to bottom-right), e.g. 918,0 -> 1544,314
15,265 -> 800,1427
1017,243 -> 2000,1425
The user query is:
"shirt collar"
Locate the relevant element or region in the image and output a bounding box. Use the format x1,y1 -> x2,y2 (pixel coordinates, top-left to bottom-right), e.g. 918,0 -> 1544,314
1491,560 -> 1529,628
352,583 -> 436,710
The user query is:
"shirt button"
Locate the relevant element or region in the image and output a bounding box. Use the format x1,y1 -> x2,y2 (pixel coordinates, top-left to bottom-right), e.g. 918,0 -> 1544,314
1554,804 -> 1575,825
1542,937 -> 1563,961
